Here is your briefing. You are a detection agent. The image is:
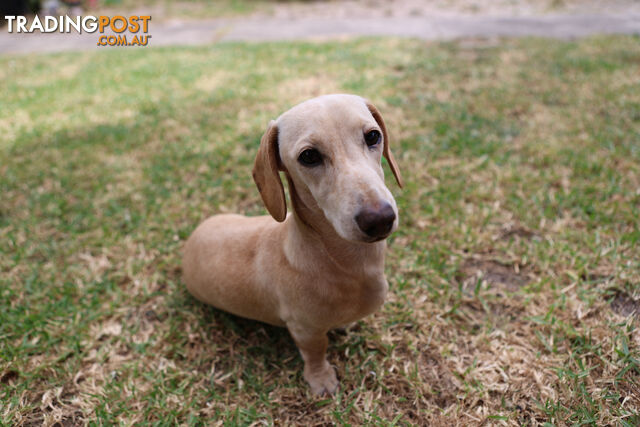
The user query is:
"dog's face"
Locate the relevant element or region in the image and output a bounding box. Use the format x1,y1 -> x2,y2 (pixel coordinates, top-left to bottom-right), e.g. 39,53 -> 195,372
253,94 -> 403,243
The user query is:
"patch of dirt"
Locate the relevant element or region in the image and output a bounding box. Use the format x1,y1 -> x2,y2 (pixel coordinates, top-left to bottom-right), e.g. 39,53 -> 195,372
1,369 -> 19,384
581,273 -> 613,284
457,258 -> 532,292
418,350 -> 458,409
611,292 -> 640,318
55,411 -> 84,427
22,408 -> 84,427
498,223 -> 541,241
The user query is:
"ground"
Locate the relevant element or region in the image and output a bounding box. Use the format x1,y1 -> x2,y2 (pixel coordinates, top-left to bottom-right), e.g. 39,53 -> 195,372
1,35 -> 640,425
2,0 -> 640,54
96,0 -> 640,20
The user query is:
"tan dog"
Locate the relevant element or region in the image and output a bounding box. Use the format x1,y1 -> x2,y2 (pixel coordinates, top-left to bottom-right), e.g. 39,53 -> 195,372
183,94 -> 403,395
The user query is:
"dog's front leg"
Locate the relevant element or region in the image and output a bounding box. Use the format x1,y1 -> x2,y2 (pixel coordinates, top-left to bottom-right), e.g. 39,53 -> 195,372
288,323 -> 338,395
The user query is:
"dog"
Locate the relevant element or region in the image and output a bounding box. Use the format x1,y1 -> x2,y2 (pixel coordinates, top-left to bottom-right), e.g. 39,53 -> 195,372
182,94 -> 403,395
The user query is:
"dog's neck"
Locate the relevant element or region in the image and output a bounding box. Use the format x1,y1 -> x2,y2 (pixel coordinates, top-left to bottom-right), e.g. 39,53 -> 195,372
283,175 -> 385,277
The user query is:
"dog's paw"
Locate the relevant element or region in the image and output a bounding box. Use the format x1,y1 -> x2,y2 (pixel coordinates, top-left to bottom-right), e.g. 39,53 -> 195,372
304,363 -> 338,396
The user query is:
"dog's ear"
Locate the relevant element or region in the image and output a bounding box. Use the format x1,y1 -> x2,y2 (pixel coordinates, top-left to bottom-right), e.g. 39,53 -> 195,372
252,120 -> 287,222
365,100 -> 404,188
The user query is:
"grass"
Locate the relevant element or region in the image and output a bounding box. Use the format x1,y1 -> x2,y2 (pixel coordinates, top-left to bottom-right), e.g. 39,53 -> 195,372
1,35 -> 639,425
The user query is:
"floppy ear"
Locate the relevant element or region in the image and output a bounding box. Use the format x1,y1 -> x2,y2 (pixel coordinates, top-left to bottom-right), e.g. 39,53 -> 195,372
252,120 -> 287,222
365,100 -> 404,188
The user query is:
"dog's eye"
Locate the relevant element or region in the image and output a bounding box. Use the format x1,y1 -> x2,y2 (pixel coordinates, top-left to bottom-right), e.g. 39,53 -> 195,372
364,130 -> 381,147
298,149 -> 323,167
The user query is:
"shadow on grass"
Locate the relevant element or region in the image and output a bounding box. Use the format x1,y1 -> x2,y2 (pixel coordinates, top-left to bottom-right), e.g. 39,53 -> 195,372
175,289 -> 301,385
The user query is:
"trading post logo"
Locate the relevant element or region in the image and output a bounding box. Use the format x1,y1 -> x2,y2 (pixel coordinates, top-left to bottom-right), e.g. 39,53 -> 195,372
4,15 -> 152,47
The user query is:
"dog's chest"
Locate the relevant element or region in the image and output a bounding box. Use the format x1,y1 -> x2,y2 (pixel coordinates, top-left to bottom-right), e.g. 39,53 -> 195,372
329,275 -> 388,326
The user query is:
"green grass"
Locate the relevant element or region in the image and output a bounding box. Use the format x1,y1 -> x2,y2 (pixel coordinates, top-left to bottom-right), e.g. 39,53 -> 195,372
1,36 -> 640,424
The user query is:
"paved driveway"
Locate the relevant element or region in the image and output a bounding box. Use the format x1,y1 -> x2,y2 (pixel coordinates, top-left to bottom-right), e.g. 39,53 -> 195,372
1,9 -> 638,54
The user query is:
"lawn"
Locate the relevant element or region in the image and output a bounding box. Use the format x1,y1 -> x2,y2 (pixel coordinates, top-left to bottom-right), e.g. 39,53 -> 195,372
1,36 -> 639,425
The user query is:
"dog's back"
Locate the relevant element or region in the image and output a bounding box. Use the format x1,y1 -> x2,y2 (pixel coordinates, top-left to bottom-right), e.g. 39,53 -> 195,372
183,213 -> 286,326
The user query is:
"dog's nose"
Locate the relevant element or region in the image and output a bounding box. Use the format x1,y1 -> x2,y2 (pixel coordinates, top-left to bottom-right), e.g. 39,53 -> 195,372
355,202 -> 396,239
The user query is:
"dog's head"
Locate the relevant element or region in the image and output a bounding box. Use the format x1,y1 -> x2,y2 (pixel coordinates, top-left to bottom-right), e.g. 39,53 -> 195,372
252,94 -> 403,243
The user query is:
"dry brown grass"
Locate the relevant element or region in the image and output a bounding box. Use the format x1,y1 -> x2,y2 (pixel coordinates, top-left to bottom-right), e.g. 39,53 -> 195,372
1,36 -> 639,425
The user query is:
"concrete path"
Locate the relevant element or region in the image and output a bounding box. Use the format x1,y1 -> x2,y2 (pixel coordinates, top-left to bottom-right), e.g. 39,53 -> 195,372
1,13 -> 639,54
